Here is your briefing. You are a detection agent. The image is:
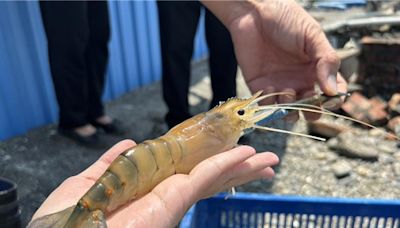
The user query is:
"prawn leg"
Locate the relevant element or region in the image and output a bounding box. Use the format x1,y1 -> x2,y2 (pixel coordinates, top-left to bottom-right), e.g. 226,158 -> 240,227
80,210 -> 107,228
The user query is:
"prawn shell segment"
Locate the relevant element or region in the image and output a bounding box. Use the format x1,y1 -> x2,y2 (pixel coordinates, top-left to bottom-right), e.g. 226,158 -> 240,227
122,139 -> 175,197
107,154 -> 139,208
142,139 -> 176,188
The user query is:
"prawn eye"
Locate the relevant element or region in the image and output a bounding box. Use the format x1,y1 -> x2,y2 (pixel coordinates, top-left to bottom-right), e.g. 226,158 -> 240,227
237,109 -> 245,116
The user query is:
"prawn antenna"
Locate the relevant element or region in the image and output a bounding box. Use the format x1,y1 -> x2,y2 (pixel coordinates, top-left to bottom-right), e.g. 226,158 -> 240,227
259,104 -> 400,141
254,125 -> 326,141
250,91 -> 295,105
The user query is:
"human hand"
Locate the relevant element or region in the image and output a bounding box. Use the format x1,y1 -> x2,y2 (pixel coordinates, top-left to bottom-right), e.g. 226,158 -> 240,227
31,140 -> 279,227
203,0 -> 347,120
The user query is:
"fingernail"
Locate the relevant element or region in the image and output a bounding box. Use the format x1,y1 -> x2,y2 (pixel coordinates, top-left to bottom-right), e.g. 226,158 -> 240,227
328,74 -> 337,94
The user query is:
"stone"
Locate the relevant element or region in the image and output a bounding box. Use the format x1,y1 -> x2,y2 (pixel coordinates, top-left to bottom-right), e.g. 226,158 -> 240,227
379,154 -> 395,164
377,142 -> 397,154
368,128 -> 387,138
341,92 -> 370,122
315,152 -> 327,160
355,166 -> 371,177
325,151 -> 338,162
17,145 -> 27,152
367,96 -> 388,125
308,121 -> 352,138
369,96 -> 387,110
331,161 -> 352,178
0,154 -> 11,162
330,131 -> 379,161
327,137 -> 339,148
308,145 -> 322,154
388,93 -> 400,115
385,133 -> 399,141
394,163 -> 400,176
367,104 -> 388,125
341,92 -> 388,125
387,116 -> 400,134
337,175 -> 356,186
0,148 -> 6,157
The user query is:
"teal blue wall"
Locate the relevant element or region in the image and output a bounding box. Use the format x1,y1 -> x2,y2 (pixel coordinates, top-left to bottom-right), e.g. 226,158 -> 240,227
0,1 -> 208,140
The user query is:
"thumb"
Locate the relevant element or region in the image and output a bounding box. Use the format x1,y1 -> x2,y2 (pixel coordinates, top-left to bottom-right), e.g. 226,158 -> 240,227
305,25 -> 341,95
316,51 -> 340,96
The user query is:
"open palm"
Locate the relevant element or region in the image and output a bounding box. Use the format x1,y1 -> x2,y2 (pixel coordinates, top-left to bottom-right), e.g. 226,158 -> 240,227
30,140 -> 279,227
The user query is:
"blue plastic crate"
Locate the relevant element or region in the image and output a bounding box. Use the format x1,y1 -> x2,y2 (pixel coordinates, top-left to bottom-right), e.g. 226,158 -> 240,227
314,0 -> 366,10
180,193 -> 400,228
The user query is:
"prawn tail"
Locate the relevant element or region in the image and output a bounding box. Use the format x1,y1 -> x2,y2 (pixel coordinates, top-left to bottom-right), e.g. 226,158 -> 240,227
27,205 -> 107,228
27,206 -> 74,228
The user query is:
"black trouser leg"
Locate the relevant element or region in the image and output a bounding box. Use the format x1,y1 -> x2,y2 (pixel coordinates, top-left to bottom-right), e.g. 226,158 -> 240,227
40,1 -> 90,129
205,9 -> 237,109
86,1 -> 110,121
39,1 -> 109,129
157,1 -> 201,128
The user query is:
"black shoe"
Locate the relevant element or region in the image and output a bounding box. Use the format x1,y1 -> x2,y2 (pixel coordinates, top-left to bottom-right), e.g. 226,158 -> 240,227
58,128 -> 104,148
91,119 -> 126,135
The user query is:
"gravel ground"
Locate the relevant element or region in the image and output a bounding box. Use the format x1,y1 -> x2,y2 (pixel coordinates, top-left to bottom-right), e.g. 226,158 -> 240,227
238,118 -> 400,199
1,60 -> 399,226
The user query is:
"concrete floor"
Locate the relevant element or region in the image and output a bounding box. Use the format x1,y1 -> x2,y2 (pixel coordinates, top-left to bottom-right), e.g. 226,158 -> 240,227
0,60 -> 288,226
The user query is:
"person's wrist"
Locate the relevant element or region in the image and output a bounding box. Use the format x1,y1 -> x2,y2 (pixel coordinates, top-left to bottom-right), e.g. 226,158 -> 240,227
201,0 -> 257,28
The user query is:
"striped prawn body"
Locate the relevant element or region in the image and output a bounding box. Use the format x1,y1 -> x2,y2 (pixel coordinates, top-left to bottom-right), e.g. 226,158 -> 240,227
66,138 -> 179,225
63,115 -> 239,227
29,100 -> 243,228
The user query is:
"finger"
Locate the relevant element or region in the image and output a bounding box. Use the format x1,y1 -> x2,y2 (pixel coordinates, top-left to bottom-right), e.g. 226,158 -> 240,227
316,51 -> 340,96
224,167 -> 276,190
117,147 -> 259,227
326,73 -> 348,109
337,73 -> 348,101
200,167 -> 276,200
98,139 -> 137,164
228,152 -> 279,178
278,89 -> 296,104
79,139 -> 137,179
189,146 -> 256,189
262,86 -> 277,105
321,73 -> 348,111
306,26 -> 340,96
301,90 -> 321,121
278,88 -> 298,122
